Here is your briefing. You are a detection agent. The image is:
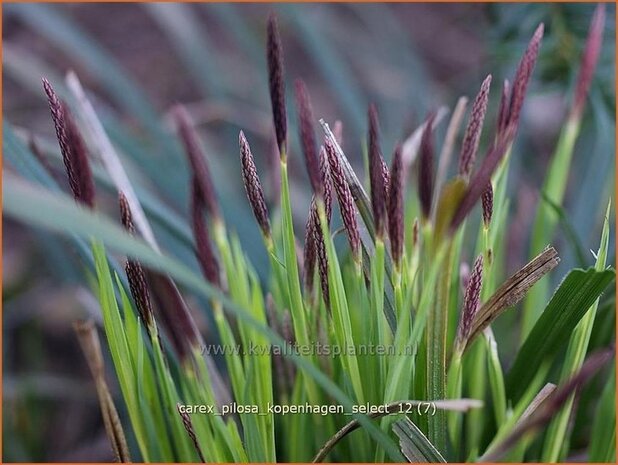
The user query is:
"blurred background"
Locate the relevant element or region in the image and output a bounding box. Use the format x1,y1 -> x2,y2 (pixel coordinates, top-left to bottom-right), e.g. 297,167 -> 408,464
3,3 -> 615,461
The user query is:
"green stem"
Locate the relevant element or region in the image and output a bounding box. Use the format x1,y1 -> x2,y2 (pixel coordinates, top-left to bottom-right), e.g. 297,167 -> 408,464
427,240 -> 454,453
541,201 -> 610,461
464,339 -> 486,459
317,203 -> 365,404
484,329 -> 507,427
446,350 -> 463,454
522,117 -> 581,340
371,238 -> 389,385
279,159 -> 320,407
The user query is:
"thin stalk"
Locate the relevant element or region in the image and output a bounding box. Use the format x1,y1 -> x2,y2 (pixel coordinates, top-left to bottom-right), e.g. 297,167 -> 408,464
484,328 -> 507,427
446,350 -> 463,449
482,360 -> 552,455
466,151 -> 511,457
427,239 -> 454,454
522,117 -> 580,340
65,72 -> 160,252
541,201 -> 610,461
370,238 -> 389,385
317,202 -> 365,404
464,339 -> 486,459
279,157 -> 321,406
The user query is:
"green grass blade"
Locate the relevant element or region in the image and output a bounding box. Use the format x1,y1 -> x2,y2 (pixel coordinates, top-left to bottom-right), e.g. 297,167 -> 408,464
484,329 -> 507,428
5,3 -> 168,141
541,200 -> 611,461
90,241 -> 150,461
279,5 -> 365,135
588,365 -> 616,462
393,417 -> 446,463
507,266 -> 615,402
143,3 -> 227,98
4,173 -> 405,461
522,118 -> 581,339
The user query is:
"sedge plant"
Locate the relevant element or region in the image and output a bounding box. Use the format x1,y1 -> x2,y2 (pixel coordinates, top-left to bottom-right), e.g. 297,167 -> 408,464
3,6 -> 615,463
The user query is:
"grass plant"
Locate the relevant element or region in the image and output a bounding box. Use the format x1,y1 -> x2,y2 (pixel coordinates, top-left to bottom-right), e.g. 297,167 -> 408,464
3,5 -> 615,463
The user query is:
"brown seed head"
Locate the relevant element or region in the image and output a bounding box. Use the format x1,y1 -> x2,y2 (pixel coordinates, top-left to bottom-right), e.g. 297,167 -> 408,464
43,78 -> 95,208
418,112 -> 436,219
294,79 -> 322,199
368,104 -> 387,237
173,104 -> 220,220
118,191 -> 136,234
239,131 -> 271,238
465,247 -> 560,350
450,133 -> 511,232
459,74 -> 492,178
311,202 -> 330,308
302,197 -> 330,306
456,253 -> 484,349
571,4 -> 605,120
324,139 -> 361,261
267,131 -> 282,205
267,13 -> 287,156
481,182 -> 493,227
176,403 -> 206,462
303,209 -> 317,293
118,192 -> 154,329
388,143 -> 404,267
497,79 -> 511,139
191,178 -> 221,287
146,271 -> 204,360
319,145 -> 333,225
506,24 -> 544,137
381,155 -> 391,200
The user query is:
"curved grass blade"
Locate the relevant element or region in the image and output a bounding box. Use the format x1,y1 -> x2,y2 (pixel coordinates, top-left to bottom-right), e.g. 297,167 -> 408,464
393,417 -> 446,463
507,267 -> 615,402
143,3 -> 227,99
3,174 -> 405,462
5,4 -> 164,139
541,200 -> 611,461
313,400 -> 480,462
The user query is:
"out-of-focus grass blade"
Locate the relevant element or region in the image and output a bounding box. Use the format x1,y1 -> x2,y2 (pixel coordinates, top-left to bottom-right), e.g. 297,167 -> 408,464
66,71 -> 160,252
483,347 -> 613,462
3,43 -> 67,99
393,417 -> 446,463
347,3 -> 432,126
8,123 -> 194,262
539,190 -> 588,268
541,200 -> 611,461
3,38 -> 189,209
5,4 -> 165,140
588,364 -> 616,462
522,115 -> 581,340
204,4 -> 264,64
143,3 -> 227,99
3,122 -> 125,284
507,267 -> 615,402
4,123 -> 57,190
571,89 -> 615,261
3,174 -> 405,462
4,3 -> 192,208
279,4 -> 365,135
